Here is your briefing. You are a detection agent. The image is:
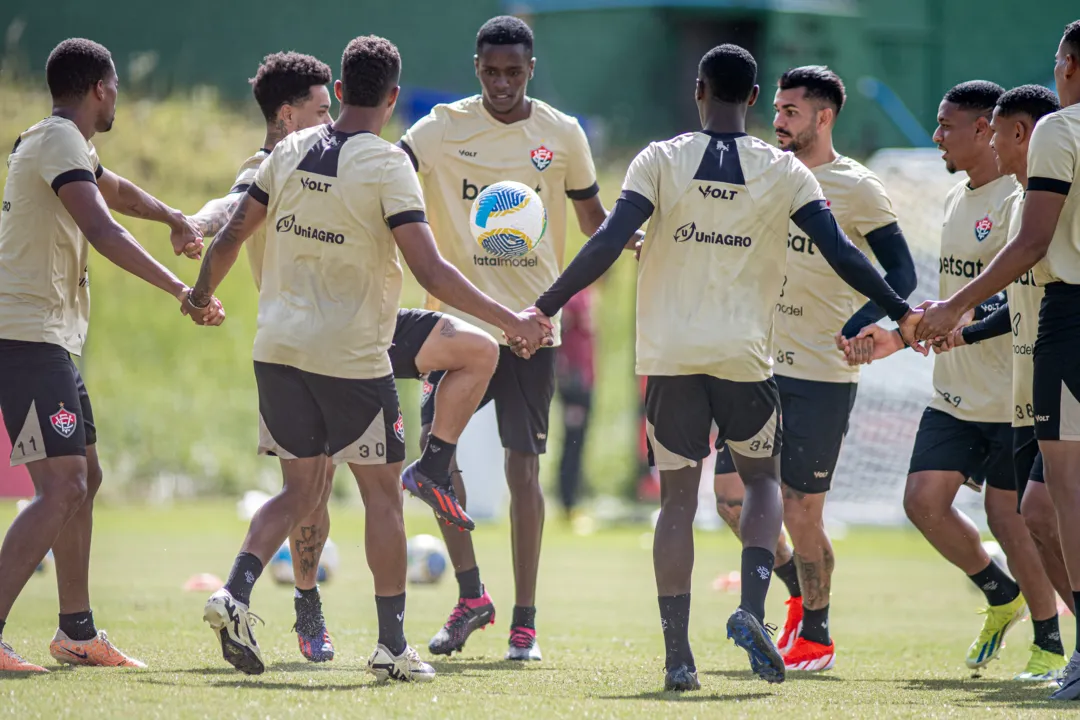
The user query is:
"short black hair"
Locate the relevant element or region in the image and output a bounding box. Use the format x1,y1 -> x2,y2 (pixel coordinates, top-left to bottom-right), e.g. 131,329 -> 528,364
1064,20 -> 1080,56
943,80 -> 1005,117
996,84 -> 1061,123
340,35 -> 401,108
778,65 -> 846,114
46,38 -> 113,102
250,52 -> 332,123
698,44 -> 757,104
476,16 -> 534,55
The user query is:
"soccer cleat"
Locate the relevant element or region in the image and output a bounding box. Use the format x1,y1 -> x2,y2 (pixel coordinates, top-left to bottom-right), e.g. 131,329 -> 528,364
1051,651 -> 1080,700
49,629 -> 145,668
295,624 -> 335,663
203,588 -> 265,675
0,639 -> 47,672
783,637 -> 836,672
664,663 -> 700,691
428,590 -> 496,656
505,625 -> 542,661
727,608 -> 785,684
402,461 -> 475,531
367,643 -> 435,683
965,595 -> 1027,669
777,596 -> 804,654
1015,645 -> 1067,682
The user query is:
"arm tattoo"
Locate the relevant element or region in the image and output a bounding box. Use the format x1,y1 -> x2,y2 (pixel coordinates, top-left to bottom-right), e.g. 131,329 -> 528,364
192,195 -> 242,236
191,195 -> 251,305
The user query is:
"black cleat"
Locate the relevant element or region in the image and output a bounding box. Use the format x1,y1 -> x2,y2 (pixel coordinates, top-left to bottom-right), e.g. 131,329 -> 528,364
428,589 -> 496,655
727,608 -> 785,684
664,663 -> 701,691
402,461 -> 475,531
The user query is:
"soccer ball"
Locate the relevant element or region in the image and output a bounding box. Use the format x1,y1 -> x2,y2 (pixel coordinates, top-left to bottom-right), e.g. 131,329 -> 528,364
269,538 -> 340,586
469,181 -> 547,258
407,534 -> 449,585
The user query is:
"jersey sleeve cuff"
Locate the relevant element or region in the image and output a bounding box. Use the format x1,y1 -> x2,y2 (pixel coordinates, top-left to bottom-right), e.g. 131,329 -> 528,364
229,183 -> 252,195
566,182 -> 600,201
619,189 -> 655,217
94,164 -> 104,180
51,169 -> 97,194
791,199 -> 829,226
387,209 -> 427,229
1028,176 -> 1072,195
397,140 -> 420,172
247,183 -> 270,206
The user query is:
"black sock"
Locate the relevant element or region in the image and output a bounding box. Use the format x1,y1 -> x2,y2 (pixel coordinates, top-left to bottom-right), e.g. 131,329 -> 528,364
224,552 -> 264,606
740,546 -> 775,623
294,586 -> 324,637
59,611 -> 97,641
512,605 -> 536,630
1033,614 -> 1064,656
966,560 -> 1020,606
376,593 -> 407,656
1074,592 -> 1080,654
418,435 -> 456,485
456,567 -> 483,600
801,605 -> 831,645
774,559 -> 802,599
658,594 -> 694,671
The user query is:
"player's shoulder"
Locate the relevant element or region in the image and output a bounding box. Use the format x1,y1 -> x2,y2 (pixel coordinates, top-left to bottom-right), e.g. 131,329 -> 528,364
642,131 -> 705,158
236,148 -> 270,175
31,116 -> 88,153
529,98 -> 584,131
824,155 -> 878,181
1033,106 -> 1080,145
823,155 -> 888,194
428,95 -> 485,122
944,178 -> 968,204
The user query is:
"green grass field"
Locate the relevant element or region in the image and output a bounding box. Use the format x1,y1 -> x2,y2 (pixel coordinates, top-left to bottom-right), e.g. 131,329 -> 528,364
0,500 -> 1073,719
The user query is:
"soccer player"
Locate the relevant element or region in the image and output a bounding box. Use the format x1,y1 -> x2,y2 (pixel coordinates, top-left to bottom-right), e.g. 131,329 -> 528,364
852,84 -> 1069,681
850,81 -> 1061,678
189,51 -> 501,664
0,38 -> 218,673
914,21 -> 1080,700
397,16 -> 636,661
525,44 -> 917,690
711,66 -> 917,672
189,35 -> 548,680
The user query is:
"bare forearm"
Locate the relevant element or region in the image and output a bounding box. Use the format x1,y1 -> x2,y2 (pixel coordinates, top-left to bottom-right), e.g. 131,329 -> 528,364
110,177 -> 181,226
952,240 -> 1043,314
418,260 -> 517,331
88,225 -> 185,296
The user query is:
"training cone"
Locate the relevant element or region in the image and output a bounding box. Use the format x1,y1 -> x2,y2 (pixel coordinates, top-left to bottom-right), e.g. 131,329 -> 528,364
183,573 -> 224,592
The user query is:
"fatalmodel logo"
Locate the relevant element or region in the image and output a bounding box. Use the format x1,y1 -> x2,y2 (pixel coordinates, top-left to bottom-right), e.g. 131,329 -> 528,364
473,255 -> 539,268
275,214 -> 345,244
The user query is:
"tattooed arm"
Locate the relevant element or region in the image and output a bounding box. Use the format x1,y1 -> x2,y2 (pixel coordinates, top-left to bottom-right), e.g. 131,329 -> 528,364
189,192 -> 267,307
97,167 -> 203,257
189,192 -> 245,237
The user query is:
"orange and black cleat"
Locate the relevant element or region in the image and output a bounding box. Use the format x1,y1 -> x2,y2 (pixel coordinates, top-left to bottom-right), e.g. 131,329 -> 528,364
402,461 -> 475,531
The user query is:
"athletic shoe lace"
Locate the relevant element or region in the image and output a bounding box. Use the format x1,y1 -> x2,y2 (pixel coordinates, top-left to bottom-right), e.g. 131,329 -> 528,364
445,600 -> 469,627
1059,654 -> 1080,688
1,640 -> 29,663
763,623 -> 778,637
509,627 -> 534,649
404,645 -> 424,666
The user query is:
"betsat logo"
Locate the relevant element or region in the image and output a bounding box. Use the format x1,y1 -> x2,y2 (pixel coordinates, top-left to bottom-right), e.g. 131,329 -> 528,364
462,179 -> 541,202
671,221 -> 752,247
275,214 -> 345,245
788,233 -> 816,255
939,255 -> 984,279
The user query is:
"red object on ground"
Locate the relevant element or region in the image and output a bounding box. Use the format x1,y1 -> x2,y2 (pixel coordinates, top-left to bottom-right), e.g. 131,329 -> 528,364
0,411 -> 33,498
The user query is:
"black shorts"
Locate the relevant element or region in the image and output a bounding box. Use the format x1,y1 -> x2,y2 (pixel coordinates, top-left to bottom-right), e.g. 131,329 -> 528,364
1013,425 -> 1044,508
908,407 -> 1013,490
422,346 -> 556,454
0,339 -> 96,466
645,374 -> 781,472
1033,283 -> 1080,442
715,375 -> 857,494
254,361 -> 404,465
390,309 -> 442,380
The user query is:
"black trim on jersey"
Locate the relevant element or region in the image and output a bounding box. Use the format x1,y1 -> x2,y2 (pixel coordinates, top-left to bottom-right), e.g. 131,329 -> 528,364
387,210 -> 427,229
228,183 -> 252,195
397,140 -> 420,171
259,147 -> 272,155
1027,176 -> 1072,195
247,183 -> 270,206
566,182 -> 600,201
11,137 -> 20,155
94,164 -> 104,179
535,196 -> 649,317
296,126 -> 341,178
619,189 -> 655,217
962,301 -> 1011,344
693,133 -> 746,184
51,169 -> 96,194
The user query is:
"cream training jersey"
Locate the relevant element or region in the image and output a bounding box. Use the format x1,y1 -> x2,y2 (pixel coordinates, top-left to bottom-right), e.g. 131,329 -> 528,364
624,131 -> 825,382
773,156 -> 898,382
0,116 -> 102,356
930,175 -> 1019,423
1007,192 -> 1042,428
250,125 -> 425,379
227,149 -> 271,288
401,95 -> 598,345
1028,104 -> 1080,286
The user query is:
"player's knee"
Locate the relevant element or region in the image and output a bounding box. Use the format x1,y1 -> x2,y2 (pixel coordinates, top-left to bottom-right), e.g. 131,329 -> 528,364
468,331 -> 499,376
44,467 -> 89,515
84,458 -> 103,500
506,451 -> 541,494
902,484 -> 940,526
1021,497 -> 1057,547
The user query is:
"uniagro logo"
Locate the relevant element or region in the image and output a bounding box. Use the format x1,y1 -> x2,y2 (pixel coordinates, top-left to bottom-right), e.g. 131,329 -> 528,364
673,221 -> 695,242
274,214 -> 344,245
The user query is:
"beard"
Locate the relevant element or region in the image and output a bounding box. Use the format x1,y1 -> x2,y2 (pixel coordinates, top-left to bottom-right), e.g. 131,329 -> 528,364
777,129 -> 815,154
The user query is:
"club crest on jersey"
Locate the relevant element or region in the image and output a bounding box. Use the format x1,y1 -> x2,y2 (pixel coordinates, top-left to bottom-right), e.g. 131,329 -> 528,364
974,215 -> 993,242
530,145 -> 553,172
394,413 -> 405,443
50,403 -> 77,438
421,379 -> 434,404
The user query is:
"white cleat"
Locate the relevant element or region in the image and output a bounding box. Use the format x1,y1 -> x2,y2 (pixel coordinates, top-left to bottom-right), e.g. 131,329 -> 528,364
203,588 -> 265,675
367,643 -> 435,683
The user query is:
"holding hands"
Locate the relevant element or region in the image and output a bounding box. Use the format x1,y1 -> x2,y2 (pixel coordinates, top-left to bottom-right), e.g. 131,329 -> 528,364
178,288 -> 226,326
504,306 -> 555,359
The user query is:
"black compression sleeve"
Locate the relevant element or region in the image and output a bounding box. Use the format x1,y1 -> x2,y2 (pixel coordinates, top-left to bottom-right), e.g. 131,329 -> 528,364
535,191 -> 653,317
973,292 -> 1006,321
840,222 -> 917,338
791,201 -> 910,322
961,301 -> 1011,344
